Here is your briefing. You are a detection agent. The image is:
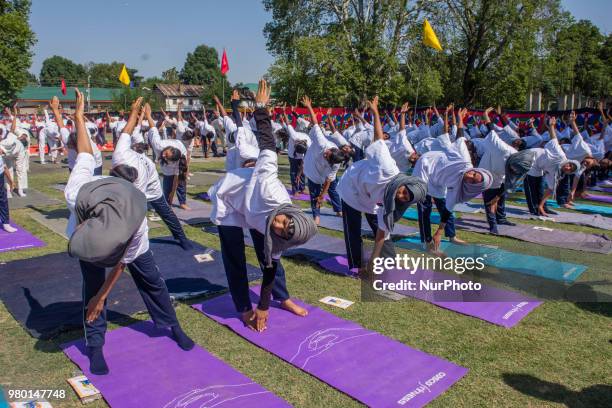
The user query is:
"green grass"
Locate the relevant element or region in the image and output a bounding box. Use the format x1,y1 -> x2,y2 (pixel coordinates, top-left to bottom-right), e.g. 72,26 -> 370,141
1,151 -> 611,407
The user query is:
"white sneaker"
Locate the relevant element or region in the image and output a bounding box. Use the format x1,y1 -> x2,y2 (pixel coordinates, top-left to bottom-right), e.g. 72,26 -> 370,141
2,224 -> 17,233
17,189 -> 26,197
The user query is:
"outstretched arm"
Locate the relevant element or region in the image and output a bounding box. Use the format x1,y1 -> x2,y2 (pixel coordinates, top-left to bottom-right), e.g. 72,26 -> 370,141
74,89 -> 93,155
301,96 -> 318,125
367,96 -> 383,142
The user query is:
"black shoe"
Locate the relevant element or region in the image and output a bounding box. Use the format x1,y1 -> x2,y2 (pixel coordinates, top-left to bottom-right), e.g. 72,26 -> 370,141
497,220 -> 516,226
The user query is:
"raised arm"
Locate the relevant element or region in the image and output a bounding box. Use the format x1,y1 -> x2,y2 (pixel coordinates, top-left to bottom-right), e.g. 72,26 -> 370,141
49,97 -> 65,130
74,89 -> 93,155
367,96 -> 384,142
213,95 -> 228,118
399,102 -> 409,131
253,79 -> 275,152
301,95 -> 318,125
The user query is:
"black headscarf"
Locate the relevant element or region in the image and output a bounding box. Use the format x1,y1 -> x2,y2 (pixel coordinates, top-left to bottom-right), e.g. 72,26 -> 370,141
68,177 -> 147,267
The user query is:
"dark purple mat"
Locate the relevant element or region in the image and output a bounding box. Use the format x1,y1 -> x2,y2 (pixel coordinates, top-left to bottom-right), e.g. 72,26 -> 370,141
584,193 -> 612,204
193,289 -> 468,407
590,186 -> 612,193
319,256 -> 542,328
0,223 -> 46,253
456,215 -> 612,254
62,321 -> 289,408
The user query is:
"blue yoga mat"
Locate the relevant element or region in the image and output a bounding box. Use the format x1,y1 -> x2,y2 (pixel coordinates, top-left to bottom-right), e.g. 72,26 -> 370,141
396,236 -> 587,283
517,199 -> 612,216
403,207 -> 441,223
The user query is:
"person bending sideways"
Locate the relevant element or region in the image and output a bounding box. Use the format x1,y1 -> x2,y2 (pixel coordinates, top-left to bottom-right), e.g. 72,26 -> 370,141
147,115 -> 190,211
112,100 -> 193,250
414,126 -> 493,253
209,79 -> 317,333
338,96 -> 427,270
301,96 -> 346,223
65,88 -> 193,375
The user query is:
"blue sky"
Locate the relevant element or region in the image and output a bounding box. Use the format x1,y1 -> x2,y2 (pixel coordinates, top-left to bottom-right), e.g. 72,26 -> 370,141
28,0 -> 610,85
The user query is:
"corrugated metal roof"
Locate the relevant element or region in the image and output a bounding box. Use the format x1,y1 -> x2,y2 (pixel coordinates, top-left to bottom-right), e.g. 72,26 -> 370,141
154,84 -> 203,97
16,86 -> 119,101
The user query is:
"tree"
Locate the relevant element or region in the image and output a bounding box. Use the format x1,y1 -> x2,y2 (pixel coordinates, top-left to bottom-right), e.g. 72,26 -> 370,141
39,56 -> 87,87
84,62 -> 142,88
179,44 -> 230,104
111,86 -> 162,112
263,0 -> 423,103
162,67 -> 179,82
0,0 -> 36,105
428,0 -> 563,105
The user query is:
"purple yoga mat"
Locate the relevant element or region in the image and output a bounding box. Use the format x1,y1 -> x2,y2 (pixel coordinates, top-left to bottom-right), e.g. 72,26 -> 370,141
286,188 -> 329,202
0,223 -> 46,253
62,321 -> 289,408
319,256 -> 542,328
193,289 -> 468,407
584,193 -> 612,204
590,186 -> 612,193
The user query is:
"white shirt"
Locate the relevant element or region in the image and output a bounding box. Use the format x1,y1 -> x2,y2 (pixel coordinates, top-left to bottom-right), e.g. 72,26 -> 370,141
210,149 -> 291,245
562,133 -> 591,162
386,129 -> 415,173
225,126 -> 260,170
65,153 -> 148,264
303,124 -> 340,184
338,140 -> 399,235
477,131 -> 517,188
0,131 -> 25,157
147,127 -> 187,176
60,128 -> 102,170
196,119 -> 215,140
285,124 -> 311,159
327,131 -> 349,148
527,139 -> 567,188
113,132 -> 163,200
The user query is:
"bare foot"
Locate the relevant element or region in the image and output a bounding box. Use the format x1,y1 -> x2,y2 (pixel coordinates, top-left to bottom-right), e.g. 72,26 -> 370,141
280,299 -> 308,317
179,204 -> 191,211
314,216 -> 320,226
335,212 -> 343,217
450,237 -> 467,245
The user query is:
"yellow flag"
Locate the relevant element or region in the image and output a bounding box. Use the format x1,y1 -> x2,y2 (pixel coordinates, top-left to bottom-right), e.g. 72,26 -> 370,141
118,64 -> 131,86
423,19 -> 442,51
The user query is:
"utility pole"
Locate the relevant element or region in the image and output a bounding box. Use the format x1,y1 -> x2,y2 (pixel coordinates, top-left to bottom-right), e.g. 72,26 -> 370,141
87,75 -> 91,112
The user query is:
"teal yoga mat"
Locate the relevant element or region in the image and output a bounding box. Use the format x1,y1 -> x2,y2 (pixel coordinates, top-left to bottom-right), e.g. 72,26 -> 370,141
403,207 -> 441,223
396,236 -> 587,283
517,199 -> 612,216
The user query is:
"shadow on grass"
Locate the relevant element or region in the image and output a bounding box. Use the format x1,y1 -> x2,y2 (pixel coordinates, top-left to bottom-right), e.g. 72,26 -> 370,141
503,373 -> 612,408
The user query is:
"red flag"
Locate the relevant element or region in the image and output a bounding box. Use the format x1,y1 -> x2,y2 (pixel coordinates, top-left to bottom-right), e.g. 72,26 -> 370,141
220,49 -> 229,75
61,78 -> 66,95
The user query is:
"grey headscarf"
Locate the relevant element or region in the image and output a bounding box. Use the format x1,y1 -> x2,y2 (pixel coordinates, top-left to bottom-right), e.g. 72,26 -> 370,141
383,175 -> 427,232
505,150 -> 537,194
264,203 -> 317,268
551,159 -> 581,198
446,167 -> 493,211
68,177 -> 147,267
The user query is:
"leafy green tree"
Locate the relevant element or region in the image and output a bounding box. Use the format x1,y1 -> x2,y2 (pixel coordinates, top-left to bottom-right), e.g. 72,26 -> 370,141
162,67 -> 179,82
179,45 -> 230,104
111,86 -> 162,112
84,62 -> 142,88
39,56 -> 86,87
0,0 -> 36,105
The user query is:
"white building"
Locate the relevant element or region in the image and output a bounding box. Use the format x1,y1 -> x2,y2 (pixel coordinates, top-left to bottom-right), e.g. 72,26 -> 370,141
154,84 -> 204,112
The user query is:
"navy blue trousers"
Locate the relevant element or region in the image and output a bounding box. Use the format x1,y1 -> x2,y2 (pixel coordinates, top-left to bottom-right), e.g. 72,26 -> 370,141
80,250 -> 178,347
308,178 -> 342,217
417,195 -> 455,243
149,196 -> 188,243
288,157 -> 305,193
483,184 -> 508,228
162,175 -> 186,206
556,174 -> 573,205
341,200 -> 396,269
0,173 -> 8,224
524,175 -> 545,215
217,225 -> 289,313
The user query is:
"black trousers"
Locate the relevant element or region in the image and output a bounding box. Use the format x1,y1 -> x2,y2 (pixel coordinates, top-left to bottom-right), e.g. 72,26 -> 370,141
80,249 -> 178,347
218,225 -> 289,313
524,175 -> 545,215
417,195 -> 455,243
0,173 -> 8,224
483,184 -> 508,228
288,157 -> 305,193
341,200 -> 396,269
555,174 -> 573,205
149,196 -> 188,243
